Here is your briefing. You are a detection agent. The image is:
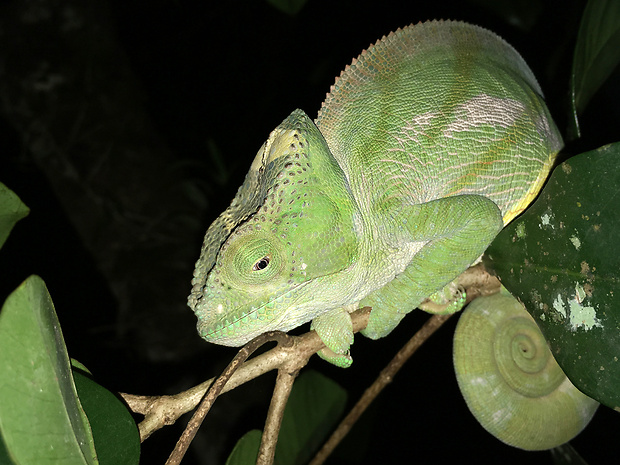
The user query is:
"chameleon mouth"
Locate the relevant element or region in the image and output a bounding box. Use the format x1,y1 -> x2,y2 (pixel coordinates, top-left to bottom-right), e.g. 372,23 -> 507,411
196,281 -> 309,346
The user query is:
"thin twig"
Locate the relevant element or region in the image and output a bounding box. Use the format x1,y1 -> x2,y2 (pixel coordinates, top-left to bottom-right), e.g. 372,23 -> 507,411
308,313 -> 454,465
165,331 -> 293,465
257,369 -> 300,465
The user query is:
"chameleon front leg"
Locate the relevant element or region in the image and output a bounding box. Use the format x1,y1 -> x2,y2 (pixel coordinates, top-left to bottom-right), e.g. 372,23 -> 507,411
361,194 -> 503,340
311,304 -> 357,368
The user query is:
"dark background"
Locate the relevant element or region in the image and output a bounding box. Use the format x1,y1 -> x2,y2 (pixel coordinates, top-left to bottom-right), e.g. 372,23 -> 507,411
0,0 -> 618,463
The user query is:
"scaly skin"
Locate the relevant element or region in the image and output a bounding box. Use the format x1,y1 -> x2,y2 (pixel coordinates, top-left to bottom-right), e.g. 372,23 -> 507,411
188,20 -> 562,367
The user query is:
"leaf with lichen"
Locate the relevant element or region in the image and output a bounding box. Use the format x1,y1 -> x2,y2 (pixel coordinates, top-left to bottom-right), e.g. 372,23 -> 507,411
484,143 -> 620,409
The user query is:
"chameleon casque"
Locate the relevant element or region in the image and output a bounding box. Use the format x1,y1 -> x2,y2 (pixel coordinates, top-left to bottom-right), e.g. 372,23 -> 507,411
188,20 -> 562,368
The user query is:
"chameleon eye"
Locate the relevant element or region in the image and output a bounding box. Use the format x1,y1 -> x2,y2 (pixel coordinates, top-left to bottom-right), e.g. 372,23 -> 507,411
226,235 -> 284,287
252,255 -> 271,272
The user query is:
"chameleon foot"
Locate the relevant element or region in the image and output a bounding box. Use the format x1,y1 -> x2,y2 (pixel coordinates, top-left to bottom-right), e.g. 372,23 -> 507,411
311,306 -> 355,368
419,281 -> 466,314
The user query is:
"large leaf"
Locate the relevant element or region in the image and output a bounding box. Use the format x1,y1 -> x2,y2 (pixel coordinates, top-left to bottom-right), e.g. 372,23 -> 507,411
275,370 -> 346,465
225,370 -> 347,465
0,276 -> 98,465
484,143 -> 620,409
73,370 -> 140,465
0,182 -> 29,251
225,430 -> 261,465
569,0 -> 620,138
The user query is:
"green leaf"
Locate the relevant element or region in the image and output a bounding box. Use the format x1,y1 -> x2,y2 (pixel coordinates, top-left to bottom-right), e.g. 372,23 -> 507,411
275,370 -> 346,465
225,430 -> 262,465
0,275 -> 98,465
0,182 -> 29,251
73,370 -> 140,465
484,143 -> 620,409
71,359 -> 93,375
569,0 -> 620,138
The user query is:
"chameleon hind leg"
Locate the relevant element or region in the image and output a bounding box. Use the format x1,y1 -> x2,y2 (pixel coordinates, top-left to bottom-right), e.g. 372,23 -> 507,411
419,280 -> 467,314
361,194 -> 503,340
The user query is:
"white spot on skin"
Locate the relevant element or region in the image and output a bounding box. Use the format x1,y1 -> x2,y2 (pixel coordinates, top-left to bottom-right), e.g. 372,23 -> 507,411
301,262 -> 307,270
470,377 -> 488,386
396,112 -> 436,146
443,94 -> 525,135
216,304 -> 224,314
492,409 -> 511,423
570,234 -> 581,250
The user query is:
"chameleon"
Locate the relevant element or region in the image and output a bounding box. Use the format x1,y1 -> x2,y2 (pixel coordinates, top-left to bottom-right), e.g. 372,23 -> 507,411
188,20 -> 562,367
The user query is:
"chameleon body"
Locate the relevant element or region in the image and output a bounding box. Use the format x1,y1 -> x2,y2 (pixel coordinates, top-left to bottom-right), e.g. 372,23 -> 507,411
188,20 -> 562,367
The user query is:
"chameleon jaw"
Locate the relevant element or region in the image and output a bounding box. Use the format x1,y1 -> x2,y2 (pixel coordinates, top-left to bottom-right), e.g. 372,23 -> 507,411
195,281 -> 311,347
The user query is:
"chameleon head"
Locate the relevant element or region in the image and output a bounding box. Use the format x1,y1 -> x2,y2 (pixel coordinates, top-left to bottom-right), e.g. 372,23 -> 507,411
188,110 -> 359,346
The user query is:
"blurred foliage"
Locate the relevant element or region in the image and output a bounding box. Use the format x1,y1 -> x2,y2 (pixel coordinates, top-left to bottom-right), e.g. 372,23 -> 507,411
569,1 -> 620,138
0,186 -> 140,464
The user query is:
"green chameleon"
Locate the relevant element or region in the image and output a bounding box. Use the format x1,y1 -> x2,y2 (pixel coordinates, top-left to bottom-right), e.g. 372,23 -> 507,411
188,20 -> 561,368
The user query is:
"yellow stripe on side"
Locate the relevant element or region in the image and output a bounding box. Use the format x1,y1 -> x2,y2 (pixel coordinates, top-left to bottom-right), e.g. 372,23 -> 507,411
502,154 -> 557,225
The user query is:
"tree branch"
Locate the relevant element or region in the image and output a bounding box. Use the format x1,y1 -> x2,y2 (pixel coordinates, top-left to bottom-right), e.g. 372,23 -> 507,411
257,369 -> 300,465
121,307 -> 372,441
